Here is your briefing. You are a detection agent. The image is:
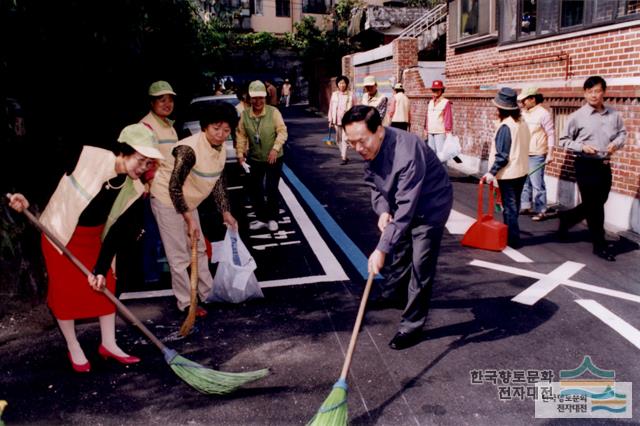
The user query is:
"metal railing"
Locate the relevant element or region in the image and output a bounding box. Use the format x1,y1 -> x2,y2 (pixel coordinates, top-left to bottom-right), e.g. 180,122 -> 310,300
397,2 -> 447,41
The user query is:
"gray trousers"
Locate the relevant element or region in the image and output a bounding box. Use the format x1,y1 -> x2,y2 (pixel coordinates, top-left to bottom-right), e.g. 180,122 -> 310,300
150,197 -> 213,310
379,222 -> 445,334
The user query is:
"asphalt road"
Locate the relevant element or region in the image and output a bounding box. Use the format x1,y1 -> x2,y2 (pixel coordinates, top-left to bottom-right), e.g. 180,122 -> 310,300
1,105 -> 639,425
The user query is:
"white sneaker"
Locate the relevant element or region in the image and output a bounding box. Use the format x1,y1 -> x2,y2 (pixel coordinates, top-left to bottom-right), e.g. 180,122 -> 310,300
267,220 -> 279,232
249,220 -> 267,230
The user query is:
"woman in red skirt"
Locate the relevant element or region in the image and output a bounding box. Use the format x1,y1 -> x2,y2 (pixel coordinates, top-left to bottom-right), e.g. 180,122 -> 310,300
8,123 -> 164,373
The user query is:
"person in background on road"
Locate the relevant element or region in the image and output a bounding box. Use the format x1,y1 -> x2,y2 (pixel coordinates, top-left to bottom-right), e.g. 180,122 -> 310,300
7,124 -> 163,372
236,83 -> 251,115
265,80 -> 279,107
482,87 -> 530,249
236,80 -> 288,232
281,78 -> 292,108
387,82 -> 411,131
517,87 -> 555,221
150,103 -> 239,315
424,80 -> 453,161
342,105 -> 453,350
328,75 -> 357,165
139,80 -> 179,284
361,75 -> 388,120
558,76 -> 627,262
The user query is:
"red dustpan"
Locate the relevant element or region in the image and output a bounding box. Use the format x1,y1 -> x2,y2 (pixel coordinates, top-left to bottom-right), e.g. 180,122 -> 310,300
461,181 -> 507,251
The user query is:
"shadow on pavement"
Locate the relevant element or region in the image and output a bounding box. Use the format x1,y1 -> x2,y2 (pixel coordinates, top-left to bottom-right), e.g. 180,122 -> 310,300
351,296 -> 558,424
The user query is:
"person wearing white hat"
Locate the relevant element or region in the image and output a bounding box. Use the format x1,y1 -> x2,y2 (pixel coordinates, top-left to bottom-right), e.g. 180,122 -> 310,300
517,87 -> 555,221
7,123 -> 163,373
361,75 -> 388,119
387,83 -> 411,131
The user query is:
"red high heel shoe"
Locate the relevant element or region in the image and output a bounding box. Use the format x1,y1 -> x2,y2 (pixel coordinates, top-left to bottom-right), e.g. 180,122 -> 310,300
67,352 -> 91,373
98,345 -> 141,365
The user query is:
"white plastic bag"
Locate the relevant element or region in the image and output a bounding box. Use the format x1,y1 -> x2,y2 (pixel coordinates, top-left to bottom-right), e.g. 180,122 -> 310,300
208,229 -> 264,303
438,134 -> 461,163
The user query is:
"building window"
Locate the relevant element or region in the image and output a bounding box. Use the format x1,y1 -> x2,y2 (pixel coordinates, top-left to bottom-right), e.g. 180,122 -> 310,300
252,0 -> 263,15
499,0 -> 640,44
560,0 -> 585,28
276,0 -> 290,16
303,0 -> 331,14
460,0 -> 480,37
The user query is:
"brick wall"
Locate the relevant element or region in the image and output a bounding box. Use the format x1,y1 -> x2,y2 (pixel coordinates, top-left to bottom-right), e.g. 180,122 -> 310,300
445,25 -> 640,87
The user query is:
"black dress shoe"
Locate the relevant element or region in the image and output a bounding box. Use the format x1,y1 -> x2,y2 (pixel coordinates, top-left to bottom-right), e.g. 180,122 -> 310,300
388,330 -> 422,350
593,247 -> 616,261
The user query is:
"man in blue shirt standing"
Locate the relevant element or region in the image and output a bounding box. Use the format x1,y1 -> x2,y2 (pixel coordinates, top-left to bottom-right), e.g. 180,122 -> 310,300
558,76 -> 627,261
342,105 -> 453,350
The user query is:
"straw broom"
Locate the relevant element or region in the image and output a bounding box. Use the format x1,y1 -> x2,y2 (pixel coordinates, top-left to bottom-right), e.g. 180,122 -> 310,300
8,194 -> 269,395
179,238 -> 198,336
308,272 -> 375,426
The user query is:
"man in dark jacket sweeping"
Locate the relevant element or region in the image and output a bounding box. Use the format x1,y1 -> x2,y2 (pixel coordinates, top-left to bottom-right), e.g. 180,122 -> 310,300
342,105 -> 453,350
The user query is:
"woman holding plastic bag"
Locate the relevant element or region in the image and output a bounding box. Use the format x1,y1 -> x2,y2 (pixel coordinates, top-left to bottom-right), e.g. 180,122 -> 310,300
150,102 -> 239,317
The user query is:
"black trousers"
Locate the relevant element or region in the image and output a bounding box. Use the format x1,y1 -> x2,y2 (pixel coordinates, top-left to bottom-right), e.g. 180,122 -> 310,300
562,157 -> 612,249
247,157 -> 283,222
390,122 -> 409,131
379,222 -> 445,334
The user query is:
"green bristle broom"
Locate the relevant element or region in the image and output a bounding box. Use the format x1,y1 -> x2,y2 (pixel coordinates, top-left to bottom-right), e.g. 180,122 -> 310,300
308,272 -> 374,426
7,194 -> 269,395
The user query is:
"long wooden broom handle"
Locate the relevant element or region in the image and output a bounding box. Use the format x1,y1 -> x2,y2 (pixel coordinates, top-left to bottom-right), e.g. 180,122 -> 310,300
339,272 -> 375,380
7,195 -> 168,352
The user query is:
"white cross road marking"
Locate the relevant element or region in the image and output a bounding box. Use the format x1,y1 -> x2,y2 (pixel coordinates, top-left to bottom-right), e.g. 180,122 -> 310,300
575,300 -> 640,350
470,259 -> 640,304
447,209 -> 532,263
511,261 -> 585,305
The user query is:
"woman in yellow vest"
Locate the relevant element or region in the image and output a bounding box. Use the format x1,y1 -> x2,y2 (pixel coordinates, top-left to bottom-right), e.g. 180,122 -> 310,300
517,87 -> 555,221
482,88 -> 530,248
150,102 -> 238,315
139,81 -> 179,284
8,124 -> 164,372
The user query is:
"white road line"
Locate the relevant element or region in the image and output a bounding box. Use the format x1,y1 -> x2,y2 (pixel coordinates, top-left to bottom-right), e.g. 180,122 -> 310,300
576,299 -> 640,350
471,259 -> 640,304
278,179 -> 348,284
445,209 -> 475,235
511,261 -> 584,305
502,246 -> 533,263
226,185 -> 243,190
120,289 -> 174,300
448,209 -> 531,263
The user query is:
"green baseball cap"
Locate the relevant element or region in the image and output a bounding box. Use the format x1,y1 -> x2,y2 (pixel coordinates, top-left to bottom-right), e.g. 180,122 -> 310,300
117,123 -> 164,160
148,80 -> 176,97
248,80 -> 267,97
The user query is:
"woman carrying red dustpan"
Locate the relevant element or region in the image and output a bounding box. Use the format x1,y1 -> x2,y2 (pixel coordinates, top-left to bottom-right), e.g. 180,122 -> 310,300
7,123 -> 164,373
482,87 -> 530,248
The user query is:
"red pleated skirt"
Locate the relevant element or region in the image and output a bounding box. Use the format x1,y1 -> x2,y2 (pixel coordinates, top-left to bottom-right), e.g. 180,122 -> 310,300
42,225 -> 116,320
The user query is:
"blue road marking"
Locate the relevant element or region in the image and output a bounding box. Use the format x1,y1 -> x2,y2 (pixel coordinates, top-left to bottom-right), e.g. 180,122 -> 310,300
282,164 -> 371,280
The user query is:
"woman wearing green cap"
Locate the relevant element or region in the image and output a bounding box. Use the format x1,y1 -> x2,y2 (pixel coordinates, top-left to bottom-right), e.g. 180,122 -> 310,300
7,123 -> 164,373
236,80 -> 288,232
139,81 -> 179,284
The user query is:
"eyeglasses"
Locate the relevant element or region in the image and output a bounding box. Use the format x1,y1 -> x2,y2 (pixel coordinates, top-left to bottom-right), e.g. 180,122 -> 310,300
132,154 -> 157,169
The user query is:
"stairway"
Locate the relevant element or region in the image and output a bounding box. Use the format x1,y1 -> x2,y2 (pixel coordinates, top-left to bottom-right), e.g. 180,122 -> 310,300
397,2 -> 447,51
